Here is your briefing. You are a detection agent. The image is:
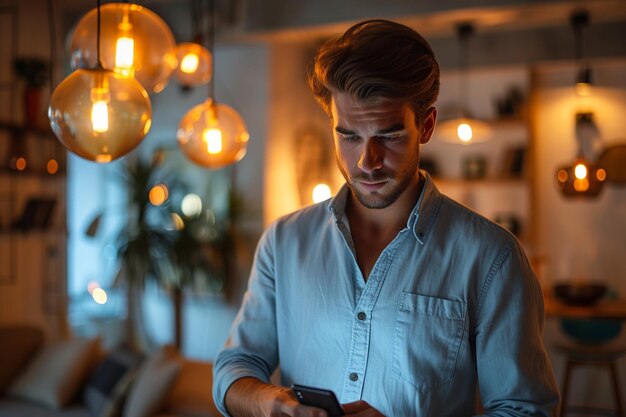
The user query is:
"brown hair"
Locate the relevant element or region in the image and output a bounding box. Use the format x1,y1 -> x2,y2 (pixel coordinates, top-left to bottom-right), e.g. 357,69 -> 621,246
308,19 -> 440,122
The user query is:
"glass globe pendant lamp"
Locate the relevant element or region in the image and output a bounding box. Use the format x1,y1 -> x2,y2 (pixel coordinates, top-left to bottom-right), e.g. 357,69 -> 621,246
49,67 -> 151,163
177,0 -> 249,169
175,42 -> 212,87
48,0 -> 152,163
69,3 -> 178,94
177,98 -> 248,169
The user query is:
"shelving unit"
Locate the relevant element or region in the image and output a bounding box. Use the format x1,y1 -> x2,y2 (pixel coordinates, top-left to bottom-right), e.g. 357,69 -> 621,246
0,122 -> 67,334
422,66 -> 534,246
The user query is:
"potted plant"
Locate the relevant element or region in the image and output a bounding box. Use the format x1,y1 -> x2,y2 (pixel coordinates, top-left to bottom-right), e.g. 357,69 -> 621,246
14,57 -> 50,128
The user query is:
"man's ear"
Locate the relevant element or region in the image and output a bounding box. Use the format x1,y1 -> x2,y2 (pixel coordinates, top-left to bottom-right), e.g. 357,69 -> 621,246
420,107 -> 437,145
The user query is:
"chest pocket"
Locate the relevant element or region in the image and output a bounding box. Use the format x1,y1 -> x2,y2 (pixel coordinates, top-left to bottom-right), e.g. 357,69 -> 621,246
392,292 -> 467,392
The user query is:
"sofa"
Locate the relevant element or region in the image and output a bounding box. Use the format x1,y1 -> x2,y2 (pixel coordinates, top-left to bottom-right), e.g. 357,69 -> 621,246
0,325 -> 220,417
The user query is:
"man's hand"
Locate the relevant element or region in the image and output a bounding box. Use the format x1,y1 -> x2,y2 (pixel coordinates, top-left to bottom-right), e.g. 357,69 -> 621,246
342,400 -> 386,417
224,377 -> 331,417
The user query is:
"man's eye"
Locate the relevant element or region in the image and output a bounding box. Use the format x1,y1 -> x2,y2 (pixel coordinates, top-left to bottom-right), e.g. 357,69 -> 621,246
341,135 -> 360,142
379,135 -> 401,142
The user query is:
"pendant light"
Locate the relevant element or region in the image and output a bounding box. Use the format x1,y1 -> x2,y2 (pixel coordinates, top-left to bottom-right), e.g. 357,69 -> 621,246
555,10 -> 606,198
69,2 -> 177,94
49,0 -> 151,163
174,0 -> 213,88
436,23 -> 492,144
177,0 -> 249,169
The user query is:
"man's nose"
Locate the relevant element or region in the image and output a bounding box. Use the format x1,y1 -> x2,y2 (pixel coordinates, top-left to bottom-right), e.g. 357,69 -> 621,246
358,139 -> 383,173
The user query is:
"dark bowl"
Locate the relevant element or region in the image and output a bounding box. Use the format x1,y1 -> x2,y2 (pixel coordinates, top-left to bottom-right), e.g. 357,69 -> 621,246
553,282 -> 608,306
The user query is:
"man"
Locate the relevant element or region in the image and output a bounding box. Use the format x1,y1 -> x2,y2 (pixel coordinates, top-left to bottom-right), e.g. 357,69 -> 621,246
213,19 -> 559,417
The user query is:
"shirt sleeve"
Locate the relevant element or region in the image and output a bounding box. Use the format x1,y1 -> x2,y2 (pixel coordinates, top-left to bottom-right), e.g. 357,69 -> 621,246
212,223 -> 280,416
474,241 -> 560,416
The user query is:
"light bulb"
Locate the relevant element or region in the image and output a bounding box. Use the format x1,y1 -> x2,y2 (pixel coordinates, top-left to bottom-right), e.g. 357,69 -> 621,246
114,7 -> 134,75
70,3 -> 177,93
436,117 -> 491,144
177,99 -> 249,169
49,67 -> 152,163
203,128 -> 222,154
174,42 -> 212,87
457,123 -> 473,142
574,163 -> 588,180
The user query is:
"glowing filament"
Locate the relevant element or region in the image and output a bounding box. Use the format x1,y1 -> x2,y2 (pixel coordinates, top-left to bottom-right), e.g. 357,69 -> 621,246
180,53 -> 199,73
115,10 -> 134,75
203,128 -> 222,154
574,163 -> 588,180
91,100 -> 109,133
457,123 -> 473,142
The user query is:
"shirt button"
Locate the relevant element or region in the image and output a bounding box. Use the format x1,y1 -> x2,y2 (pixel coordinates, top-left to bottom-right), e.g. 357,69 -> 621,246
349,372 -> 358,381
357,312 -> 366,321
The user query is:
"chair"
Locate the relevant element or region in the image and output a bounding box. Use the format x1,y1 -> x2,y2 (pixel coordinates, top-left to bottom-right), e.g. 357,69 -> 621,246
557,319 -> 625,417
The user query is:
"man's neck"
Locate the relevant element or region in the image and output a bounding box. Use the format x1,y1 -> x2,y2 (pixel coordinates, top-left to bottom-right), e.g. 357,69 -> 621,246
347,173 -> 423,234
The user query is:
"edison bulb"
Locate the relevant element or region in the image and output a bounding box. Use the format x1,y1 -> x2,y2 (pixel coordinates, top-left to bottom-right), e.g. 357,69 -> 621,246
457,123 -> 473,142
70,3 -> 177,93
177,99 -> 249,169
174,42 -> 212,87
48,68 -> 152,163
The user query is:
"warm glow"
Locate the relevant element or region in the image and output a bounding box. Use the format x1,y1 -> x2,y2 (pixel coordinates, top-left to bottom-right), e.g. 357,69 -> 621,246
596,168 -> 607,181
203,128 -> 223,154
181,194 -> 202,217
575,82 -> 592,97
16,157 -> 26,171
312,183 -> 332,203
92,287 -> 108,304
91,100 -> 109,133
180,53 -> 199,73
115,36 -> 134,74
114,9 -> 134,75
574,178 -> 589,192
46,159 -> 59,174
574,163 -> 588,180
149,184 -> 169,206
557,169 -> 568,183
457,123 -> 473,142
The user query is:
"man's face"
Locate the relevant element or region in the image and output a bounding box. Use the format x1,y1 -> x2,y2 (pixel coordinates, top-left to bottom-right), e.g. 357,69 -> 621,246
330,92 -> 434,209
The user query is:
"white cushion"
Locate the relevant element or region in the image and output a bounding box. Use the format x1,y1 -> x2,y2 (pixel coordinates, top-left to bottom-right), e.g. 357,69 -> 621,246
7,337 -> 99,409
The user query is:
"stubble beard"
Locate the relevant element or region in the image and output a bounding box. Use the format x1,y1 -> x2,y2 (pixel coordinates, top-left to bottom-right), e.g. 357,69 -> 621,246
337,154 -> 421,210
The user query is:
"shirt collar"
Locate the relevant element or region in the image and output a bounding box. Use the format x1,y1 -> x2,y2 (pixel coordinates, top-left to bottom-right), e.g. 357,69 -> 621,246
327,171 -> 443,245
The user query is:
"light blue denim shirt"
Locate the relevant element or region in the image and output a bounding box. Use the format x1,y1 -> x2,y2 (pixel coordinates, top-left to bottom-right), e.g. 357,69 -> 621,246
214,172 -> 559,416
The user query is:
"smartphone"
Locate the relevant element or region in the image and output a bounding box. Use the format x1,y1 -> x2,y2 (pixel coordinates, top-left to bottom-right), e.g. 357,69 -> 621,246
291,384 -> 344,417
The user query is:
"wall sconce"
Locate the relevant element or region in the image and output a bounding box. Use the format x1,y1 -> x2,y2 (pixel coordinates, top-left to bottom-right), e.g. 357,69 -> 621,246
177,0 -> 249,169
49,0 -> 152,163
436,23 -> 492,144
69,2 -> 178,94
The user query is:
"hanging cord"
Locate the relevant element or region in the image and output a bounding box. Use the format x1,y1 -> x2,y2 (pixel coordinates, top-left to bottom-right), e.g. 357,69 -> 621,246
571,10 -> 591,84
457,23 -> 474,117
191,0 -> 201,42
206,0 -> 215,101
96,0 -> 103,68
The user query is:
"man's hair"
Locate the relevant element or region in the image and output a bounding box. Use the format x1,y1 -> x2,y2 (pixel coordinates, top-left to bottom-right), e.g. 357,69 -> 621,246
308,19 -> 440,121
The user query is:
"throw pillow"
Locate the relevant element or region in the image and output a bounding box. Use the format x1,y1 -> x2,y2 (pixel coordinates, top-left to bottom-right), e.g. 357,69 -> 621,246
83,349 -> 144,417
122,345 -> 182,417
7,337 -> 100,409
